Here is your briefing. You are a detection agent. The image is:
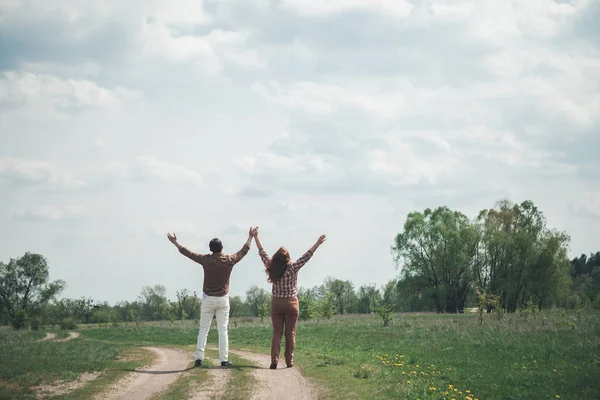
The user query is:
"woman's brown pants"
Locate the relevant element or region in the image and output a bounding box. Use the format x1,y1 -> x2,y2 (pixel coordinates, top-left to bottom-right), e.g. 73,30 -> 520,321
270,297 -> 299,367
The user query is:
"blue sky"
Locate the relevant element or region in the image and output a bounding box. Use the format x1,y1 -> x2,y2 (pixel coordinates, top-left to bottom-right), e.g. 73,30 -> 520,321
1,0 -> 599,303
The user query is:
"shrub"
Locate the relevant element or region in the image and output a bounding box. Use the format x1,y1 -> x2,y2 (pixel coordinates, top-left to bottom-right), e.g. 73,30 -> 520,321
10,309 -> 31,330
376,304 -> 394,327
31,315 -> 43,331
318,293 -> 336,320
59,318 -> 78,330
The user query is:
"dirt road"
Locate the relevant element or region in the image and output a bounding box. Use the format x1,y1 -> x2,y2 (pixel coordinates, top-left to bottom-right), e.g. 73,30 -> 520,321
229,349 -> 319,400
95,347 -> 193,400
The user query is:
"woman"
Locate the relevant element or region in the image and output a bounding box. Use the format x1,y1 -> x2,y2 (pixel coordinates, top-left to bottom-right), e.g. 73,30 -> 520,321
251,227 -> 326,369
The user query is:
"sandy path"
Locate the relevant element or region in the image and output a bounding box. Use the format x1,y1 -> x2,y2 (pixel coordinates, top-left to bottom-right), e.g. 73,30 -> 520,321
95,347 -> 193,400
229,349 -> 319,400
187,354 -> 231,400
55,332 -> 81,342
38,333 -> 56,341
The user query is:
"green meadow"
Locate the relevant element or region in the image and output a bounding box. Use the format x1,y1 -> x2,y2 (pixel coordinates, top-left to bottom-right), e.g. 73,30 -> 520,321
2,310 -> 598,400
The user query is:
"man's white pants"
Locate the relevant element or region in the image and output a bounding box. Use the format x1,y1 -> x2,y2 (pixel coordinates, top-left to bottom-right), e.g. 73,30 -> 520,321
196,295 -> 230,362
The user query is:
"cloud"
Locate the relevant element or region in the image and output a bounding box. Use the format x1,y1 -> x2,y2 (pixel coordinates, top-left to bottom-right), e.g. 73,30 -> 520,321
280,0 -> 413,18
13,205 -> 89,222
0,157 -> 85,190
149,217 -> 202,240
1,0 -> 599,303
574,191 -> 600,220
105,156 -> 204,186
0,71 -> 143,114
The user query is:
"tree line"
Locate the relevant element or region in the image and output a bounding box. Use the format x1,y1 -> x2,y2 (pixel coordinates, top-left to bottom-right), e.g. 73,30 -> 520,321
1,198 -> 599,330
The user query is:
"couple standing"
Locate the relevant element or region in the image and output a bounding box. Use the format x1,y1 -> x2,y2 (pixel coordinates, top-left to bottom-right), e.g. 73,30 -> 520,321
167,227 -> 326,369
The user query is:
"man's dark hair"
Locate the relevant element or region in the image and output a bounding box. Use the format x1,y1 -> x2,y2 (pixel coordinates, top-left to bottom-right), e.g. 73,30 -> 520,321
209,238 -> 223,253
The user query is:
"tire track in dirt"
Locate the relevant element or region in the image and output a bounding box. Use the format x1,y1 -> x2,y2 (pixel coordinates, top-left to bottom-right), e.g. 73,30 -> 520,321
228,349 -> 319,400
38,333 -> 56,341
95,347 -> 193,400
55,332 -> 81,342
186,354 -> 231,400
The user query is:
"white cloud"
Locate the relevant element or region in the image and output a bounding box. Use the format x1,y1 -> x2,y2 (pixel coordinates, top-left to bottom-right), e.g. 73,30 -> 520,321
13,205 -> 89,222
0,71 -> 142,112
150,217 -> 201,239
576,191 -> 600,219
252,80 -> 408,120
106,156 -> 204,186
1,0 -> 599,303
281,0 -> 413,17
142,26 -> 262,70
0,157 -> 85,189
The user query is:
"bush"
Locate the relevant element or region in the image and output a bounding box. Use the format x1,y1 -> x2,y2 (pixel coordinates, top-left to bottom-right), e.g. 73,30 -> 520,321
299,295 -> 319,321
92,310 -> 113,324
376,304 -> 394,327
31,315 -> 43,331
318,293 -> 336,320
10,309 -> 31,330
59,318 -> 78,330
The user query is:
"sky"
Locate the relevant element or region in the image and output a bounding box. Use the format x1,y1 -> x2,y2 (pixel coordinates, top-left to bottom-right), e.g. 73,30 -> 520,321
1,0 -> 599,304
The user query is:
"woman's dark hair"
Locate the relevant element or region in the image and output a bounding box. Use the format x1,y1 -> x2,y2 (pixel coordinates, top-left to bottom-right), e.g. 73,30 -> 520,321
267,247 -> 291,283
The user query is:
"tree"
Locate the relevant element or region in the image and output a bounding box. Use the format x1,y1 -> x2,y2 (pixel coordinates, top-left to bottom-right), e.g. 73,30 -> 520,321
324,278 -> 354,314
138,284 -> 168,320
358,284 -> 380,314
298,287 -> 320,321
245,285 -> 271,317
170,289 -> 191,320
382,279 -> 399,310
0,252 -> 66,329
317,292 -> 336,319
392,206 -> 479,313
476,200 -> 569,312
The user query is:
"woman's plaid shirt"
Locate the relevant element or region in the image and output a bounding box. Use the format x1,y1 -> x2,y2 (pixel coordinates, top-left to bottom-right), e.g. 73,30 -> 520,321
258,248 -> 313,299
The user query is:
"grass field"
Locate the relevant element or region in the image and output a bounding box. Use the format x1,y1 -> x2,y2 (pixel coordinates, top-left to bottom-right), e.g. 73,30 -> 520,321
1,310 -> 599,399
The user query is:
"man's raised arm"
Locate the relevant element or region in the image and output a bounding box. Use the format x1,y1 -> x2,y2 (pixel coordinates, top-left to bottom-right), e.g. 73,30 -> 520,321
167,233 -> 206,265
229,228 -> 253,264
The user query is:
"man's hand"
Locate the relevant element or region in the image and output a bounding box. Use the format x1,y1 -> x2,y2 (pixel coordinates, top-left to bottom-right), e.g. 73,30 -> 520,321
251,226 -> 259,237
167,233 -> 178,245
317,234 -> 326,246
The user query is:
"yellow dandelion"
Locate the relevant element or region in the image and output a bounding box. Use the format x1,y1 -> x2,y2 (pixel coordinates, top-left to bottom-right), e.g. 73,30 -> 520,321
429,387 -> 436,391
459,392 -> 462,395
416,364 -> 420,368
466,390 -> 470,394
553,369 -> 558,372
412,371 -> 417,375
556,396 -> 560,399
533,360 -> 537,364
466,397 -> 473,400
402,371 -> 406,375
444,392 -> 449,396
407,380 -> 411,384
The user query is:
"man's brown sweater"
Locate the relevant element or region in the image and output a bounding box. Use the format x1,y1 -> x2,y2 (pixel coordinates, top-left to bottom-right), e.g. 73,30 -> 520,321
179,244 -> 250,296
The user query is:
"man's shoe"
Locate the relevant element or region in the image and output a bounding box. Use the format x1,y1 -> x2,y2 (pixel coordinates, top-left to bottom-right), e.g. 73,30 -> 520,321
195,359 -> 202,367
286,364 -> 294,368
221,361 -> 233,367
270,363 -> 277,369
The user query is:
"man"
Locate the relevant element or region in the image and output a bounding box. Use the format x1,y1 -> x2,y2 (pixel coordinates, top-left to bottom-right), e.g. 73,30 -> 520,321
167,228 -> 253,367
